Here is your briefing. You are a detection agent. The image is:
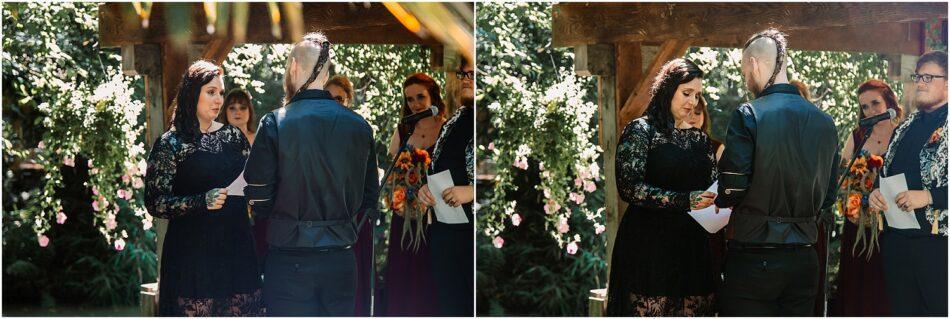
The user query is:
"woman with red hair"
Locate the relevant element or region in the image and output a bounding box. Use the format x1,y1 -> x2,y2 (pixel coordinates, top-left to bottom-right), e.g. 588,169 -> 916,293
833,79 -> 902,316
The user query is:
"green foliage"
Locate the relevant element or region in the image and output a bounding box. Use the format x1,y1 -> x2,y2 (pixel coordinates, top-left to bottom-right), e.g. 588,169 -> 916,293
476,2 -> 606,316
3,2 -> 155,307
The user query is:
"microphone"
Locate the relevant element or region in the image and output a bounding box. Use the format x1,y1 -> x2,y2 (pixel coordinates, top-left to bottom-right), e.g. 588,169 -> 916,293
400,105 -> 439,125
859,108 -> 897,127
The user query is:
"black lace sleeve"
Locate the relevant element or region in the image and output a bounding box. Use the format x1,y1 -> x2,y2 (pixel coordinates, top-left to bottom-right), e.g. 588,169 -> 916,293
145,132 -> 206,219
616,119 -> 690,211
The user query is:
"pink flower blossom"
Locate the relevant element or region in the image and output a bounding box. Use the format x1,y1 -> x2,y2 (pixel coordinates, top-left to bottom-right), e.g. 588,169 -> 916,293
92,187 -> 99,196
544,201 -> 561,215
37,141 -> 45,149
513,157 -> 528,170
543,189 -> 551,199
487,142 -> 494,151
595,223 -> 606,235
38,234 -> 49,247
105,215 -> 117,230
511,213 -> 522,226
92,200 -> 100,212
63,156 -> 75,167
493,236 -> 505,248
143,218 -> 153,230
557,218 -> 570,234
87,159 -> 94,168
122,174 -> 130,184
538,162 -> 545,171
566,242 -> 578,255
570,192 -> 585,205
574,177 -> 583,188
114,238 -> 126,251
117,189 -> 127,200
132,177 -> 144,189
584,180 -> 596,193
56,212 -> 67,224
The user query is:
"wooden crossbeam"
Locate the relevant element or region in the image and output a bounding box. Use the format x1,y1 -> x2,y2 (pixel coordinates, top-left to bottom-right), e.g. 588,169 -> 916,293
98,2 -> 439,47
553,2 -> 946,48
617,39 -> 691,133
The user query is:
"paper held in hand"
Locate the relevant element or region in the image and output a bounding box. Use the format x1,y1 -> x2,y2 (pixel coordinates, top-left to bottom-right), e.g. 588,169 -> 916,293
688,181 -> 732,233
880,173 -> 921,230
427,170 -> 469,224
226,172 -> 247,197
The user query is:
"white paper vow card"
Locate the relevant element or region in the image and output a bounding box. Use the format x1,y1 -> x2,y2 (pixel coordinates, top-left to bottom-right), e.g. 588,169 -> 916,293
688,181 -> 732,233
880,173 -> 921,230
226,172 -> 247,197
427,170 -> 469,224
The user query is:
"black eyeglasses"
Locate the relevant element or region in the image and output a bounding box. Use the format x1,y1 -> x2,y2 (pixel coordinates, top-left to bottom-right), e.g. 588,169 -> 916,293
911,73 -> 947,83
455,71 -> 474,80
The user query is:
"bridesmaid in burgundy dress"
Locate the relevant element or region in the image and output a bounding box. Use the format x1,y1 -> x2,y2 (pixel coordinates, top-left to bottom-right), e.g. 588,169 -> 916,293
376,73 -> 445,316
832,79 -> 900,316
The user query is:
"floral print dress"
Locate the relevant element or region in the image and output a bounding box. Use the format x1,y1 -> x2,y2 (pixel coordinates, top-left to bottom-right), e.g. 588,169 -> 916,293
606,118 -> 718,316
145,124 -> 263,316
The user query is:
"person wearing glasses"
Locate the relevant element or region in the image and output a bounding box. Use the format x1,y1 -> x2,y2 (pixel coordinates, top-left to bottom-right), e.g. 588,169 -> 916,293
418,57 -> 475,316
868,50 -> 948,317
326,75 -> 354,107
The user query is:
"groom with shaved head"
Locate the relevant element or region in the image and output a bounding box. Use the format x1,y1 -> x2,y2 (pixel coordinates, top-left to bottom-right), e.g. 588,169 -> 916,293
245,32 -> 379,316
716,28 -> 840,316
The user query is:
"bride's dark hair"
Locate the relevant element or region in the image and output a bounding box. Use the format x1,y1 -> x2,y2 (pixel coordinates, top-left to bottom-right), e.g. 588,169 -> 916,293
644,58 -> 704,135
170,60 -> 224,142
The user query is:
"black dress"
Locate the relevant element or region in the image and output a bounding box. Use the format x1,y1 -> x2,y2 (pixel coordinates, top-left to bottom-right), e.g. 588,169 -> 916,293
606,118 -> 718,316
145,124 -> 263,316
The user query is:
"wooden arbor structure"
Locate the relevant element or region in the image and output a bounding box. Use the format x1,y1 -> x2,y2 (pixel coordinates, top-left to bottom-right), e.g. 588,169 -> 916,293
97,2 -> 473,314
551,2 -> 947,315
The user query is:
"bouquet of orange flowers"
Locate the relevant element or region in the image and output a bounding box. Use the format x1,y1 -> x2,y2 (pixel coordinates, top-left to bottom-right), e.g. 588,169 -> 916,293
383,146 -> 431,252
838,149 -> 885,259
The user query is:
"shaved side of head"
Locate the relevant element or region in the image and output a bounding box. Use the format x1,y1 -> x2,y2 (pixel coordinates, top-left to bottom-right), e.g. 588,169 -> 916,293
284,32 -> 332,104
743,36 -> 779,72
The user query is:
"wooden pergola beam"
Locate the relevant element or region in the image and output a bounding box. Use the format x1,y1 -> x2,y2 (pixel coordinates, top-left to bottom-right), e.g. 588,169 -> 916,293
552,2 -> 946,51
99,2 -> 440,47
682,22 -> 928,55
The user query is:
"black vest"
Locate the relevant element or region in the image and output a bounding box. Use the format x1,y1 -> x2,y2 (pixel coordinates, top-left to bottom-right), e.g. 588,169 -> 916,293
728,84 -> 839,244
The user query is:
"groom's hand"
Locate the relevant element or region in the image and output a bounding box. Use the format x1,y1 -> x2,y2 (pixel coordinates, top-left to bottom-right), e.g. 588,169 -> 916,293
419,184 -> 437,207
206,188 -> 228,210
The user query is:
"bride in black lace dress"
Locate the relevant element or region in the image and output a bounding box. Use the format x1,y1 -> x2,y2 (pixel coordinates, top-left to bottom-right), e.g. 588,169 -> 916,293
606,58 -> 719,316
145,61 -> 263,316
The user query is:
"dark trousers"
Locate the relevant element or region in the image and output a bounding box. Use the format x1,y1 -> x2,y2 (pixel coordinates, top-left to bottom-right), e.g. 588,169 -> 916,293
429,224 -> 474,316
263,248 -> 356,316
880,231 -> 948,316
720,245 -> 819,316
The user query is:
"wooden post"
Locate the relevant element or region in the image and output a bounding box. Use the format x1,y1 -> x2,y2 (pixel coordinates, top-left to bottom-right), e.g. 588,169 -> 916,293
123,43 -> 165,316
575,43 -> 617,317
441,45 -> 461,116
899,54 -> 920,111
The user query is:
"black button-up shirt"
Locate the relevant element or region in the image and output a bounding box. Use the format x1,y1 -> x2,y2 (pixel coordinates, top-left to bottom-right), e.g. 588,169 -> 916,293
244,89 -> 379,248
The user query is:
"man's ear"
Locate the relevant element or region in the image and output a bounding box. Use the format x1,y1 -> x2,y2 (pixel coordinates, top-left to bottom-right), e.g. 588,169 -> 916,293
748,56 -> 760,83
